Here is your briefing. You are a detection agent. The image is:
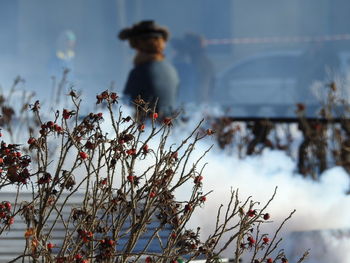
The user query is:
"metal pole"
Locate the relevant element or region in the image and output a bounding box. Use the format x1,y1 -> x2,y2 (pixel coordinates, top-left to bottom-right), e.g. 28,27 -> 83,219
115,0 -> 130,91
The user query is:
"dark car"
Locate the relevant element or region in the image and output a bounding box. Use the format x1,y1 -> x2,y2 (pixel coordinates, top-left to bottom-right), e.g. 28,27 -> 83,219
213,50 -> 343,118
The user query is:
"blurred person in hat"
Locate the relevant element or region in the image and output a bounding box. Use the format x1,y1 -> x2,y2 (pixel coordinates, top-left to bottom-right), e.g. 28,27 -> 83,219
170,33 -> 215,105
48,29 -> 77,104
119,20 -> 179,116
170,37 -> 197,105
182,33 -> 215,104
49,30 -> 77,79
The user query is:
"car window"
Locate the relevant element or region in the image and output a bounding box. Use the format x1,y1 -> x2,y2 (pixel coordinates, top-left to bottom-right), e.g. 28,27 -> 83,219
224,56 -> 301,79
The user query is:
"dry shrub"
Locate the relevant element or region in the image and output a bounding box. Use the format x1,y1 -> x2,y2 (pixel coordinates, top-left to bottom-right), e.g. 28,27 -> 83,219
0,91 -> 307,263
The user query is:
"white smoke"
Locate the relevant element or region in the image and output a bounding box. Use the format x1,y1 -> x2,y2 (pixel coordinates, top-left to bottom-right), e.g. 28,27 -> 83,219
166,106 -> 350,263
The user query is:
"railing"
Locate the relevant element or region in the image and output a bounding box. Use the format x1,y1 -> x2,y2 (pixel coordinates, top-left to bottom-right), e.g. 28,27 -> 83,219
212,109 -> 350,180
0,192 -> 172,262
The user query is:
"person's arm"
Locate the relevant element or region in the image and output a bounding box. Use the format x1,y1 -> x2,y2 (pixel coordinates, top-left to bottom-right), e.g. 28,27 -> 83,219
150,62 -> 179,115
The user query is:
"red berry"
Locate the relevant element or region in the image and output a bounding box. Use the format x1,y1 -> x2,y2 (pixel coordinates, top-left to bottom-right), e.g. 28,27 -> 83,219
194,175 -> 203,184
107,239 -> 114,246
200,196 -> 207,202
97,112 -> 103,118
149,191 -> 156,198
56,257 -> 66,263
101,91 -> 108,99
126,149 -> 136,155
4,202 -> 11,210
63,109 -> 71,119
143,144 -> 149,153
74,254 -> 82,260
54,125 -> 63,132
110,92 -> 118,100
146,257 -> 152,263
263,213 -> 270,220
263,237 -> 270,244
163,117 -> 172,126
206,129 -> 215,135
247,209 -> 256,217
152,113 -> 158,119
0,212 -> 6,218
47,121 -> 54,127
127,175 -> 134,183
0,158 -> 3,164
101,178 -> 107,185
96,94 -> 103,103
171,151 -> 178,159
296,103 -> 305,112
27,137 -> 36,145
79,151 -> 89,160
8,217 -> 14,225
267,258 -> 273,263
247,236 -> 255,244
47,243 -> 54,249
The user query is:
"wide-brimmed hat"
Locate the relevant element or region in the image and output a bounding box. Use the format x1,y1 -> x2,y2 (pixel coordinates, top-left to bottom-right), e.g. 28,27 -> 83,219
118,20 -> 169,41
170,33 -> 205,55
